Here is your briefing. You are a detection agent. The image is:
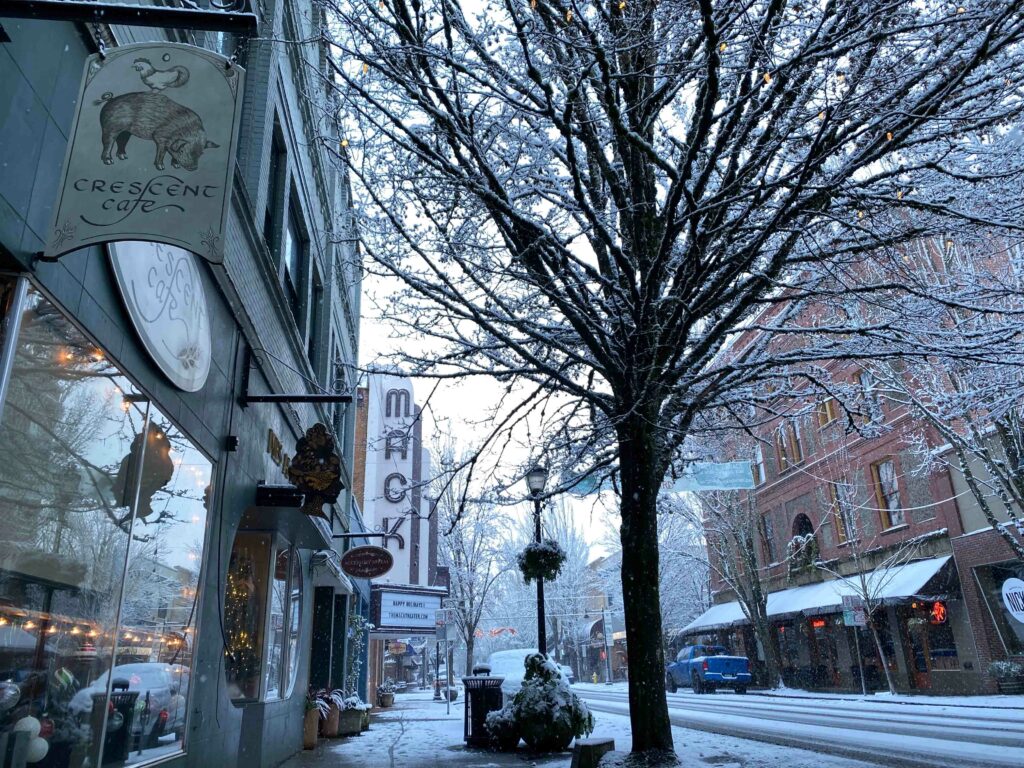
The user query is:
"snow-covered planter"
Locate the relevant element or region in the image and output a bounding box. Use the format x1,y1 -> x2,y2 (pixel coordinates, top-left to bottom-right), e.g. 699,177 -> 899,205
484,703 -> 520,751
511,653 -> 594,751
377,679 -> 396,707
989,661 -> 1024,693
338,694 -> 371,736
518,540 -> 566,583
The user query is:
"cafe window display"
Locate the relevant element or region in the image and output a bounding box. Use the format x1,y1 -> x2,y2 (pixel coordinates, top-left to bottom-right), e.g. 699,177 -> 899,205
224,537 -> 302,702
975,562 -> 1024,655
0,282 -> 212,767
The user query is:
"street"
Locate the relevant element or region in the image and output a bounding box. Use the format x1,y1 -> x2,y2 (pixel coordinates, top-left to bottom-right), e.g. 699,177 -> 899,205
576,685 -> 1024,768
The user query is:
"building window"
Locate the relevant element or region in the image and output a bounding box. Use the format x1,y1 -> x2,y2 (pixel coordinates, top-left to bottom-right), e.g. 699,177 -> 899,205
265,547 -> 302,700
856,369 -> 881,424
761,514 -> 777,564
0,282 -> 211,765
283,209 -> 306,329
308,268 -> 324,373
872,459 -> 905,529
224,537 -> 302,702
829,482 -> 851,543
752,444 -> 766,486
264,126 -> 286,248
973,562 -> 1024,655
775,421 -> 803,472
816,397 -> 838,427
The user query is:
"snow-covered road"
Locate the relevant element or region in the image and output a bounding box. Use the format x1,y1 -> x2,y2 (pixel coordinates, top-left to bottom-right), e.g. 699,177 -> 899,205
576,685 -> 1024,768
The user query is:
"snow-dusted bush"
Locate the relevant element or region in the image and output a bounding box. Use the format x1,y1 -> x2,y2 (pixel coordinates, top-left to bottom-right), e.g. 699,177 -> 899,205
341,694 -> 371,711
484,703 -> 520,750
989,660 -> 1024,681
786,534 -> 819,577
511,653 -> 594,751
517,540 -> 567,583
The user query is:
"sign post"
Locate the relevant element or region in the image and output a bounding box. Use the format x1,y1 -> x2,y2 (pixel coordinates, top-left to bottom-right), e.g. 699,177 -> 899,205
602,609 -> 614,685
843,595 -> 868,695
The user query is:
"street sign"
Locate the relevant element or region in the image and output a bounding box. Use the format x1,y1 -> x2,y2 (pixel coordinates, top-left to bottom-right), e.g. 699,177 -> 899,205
666,461 -> 755,492
435,609 -> 456,642
843,608 -> 867,627
842,595 -> 865,609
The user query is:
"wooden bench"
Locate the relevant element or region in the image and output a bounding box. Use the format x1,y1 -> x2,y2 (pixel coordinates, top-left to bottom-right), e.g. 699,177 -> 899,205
571,737 -> 616,768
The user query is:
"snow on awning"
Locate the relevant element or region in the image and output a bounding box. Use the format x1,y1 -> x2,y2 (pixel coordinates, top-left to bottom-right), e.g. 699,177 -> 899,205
681,555 -> 951,635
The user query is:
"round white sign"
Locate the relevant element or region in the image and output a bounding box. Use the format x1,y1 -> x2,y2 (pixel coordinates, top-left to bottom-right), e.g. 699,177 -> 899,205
108,241 -> 212,392
1002,577 -> 1024,625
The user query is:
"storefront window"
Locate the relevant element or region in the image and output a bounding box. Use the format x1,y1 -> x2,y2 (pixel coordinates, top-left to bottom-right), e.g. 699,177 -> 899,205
975,562 -> 1024,655
224,533 -> 271,700
0,283 -> 211,767
225,539 -> 301,702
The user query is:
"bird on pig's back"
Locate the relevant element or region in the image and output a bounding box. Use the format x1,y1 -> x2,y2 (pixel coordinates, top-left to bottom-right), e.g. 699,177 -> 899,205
96,91 -> 219,172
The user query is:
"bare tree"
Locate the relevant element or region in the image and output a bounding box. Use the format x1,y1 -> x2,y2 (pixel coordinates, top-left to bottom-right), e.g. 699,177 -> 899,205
433,443 -> 509,674
313,0 -> 1024,753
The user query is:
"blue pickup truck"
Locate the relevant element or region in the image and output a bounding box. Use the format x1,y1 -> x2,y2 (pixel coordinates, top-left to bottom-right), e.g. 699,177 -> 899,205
666,645 -> 751,694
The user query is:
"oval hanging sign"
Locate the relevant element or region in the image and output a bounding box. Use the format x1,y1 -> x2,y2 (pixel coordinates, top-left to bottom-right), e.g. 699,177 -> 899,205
341,545 -> 394,579
1002,577 -> 1024,625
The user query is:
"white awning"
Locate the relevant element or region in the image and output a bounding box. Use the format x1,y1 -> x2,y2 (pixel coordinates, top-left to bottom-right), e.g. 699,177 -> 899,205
681,555 -> 951,635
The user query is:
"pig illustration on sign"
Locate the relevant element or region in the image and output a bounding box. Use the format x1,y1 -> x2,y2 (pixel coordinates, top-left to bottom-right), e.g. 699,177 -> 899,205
96,91 -> 219,172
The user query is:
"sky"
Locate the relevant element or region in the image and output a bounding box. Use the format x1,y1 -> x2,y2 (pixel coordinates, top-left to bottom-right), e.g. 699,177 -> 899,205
357,270 -> 617,557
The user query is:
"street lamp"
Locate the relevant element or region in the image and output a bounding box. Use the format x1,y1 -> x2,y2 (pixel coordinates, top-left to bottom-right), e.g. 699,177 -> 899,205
525,464 -> 549,655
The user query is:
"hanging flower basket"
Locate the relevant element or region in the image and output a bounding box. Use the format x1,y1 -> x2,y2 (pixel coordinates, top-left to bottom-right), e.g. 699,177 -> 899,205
517,540 -> 566,584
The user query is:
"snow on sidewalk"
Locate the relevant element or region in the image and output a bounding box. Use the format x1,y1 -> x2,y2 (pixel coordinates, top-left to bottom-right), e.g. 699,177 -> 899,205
281,689 -> 878,768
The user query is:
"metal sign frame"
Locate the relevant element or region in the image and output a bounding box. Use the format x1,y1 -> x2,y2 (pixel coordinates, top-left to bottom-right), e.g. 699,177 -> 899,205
0,0 -> 260,34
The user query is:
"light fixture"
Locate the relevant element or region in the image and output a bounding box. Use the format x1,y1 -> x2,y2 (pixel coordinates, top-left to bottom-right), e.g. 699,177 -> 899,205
525,465 -> 548,496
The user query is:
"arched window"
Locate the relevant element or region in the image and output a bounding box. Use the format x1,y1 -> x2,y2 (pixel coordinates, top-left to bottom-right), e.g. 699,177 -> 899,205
792,513 -> 814,538
384,429 -> 409,460
385,388 -> 411,418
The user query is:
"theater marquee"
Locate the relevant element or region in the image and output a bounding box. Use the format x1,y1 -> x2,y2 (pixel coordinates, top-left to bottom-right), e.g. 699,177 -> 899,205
44,42 -> 245,264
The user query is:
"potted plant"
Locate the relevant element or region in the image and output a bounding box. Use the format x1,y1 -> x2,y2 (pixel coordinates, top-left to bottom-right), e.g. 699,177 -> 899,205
989,660 -> 1024,694
517,540 -> 566,583
485,704 -> 520,751
304,691 -> 329,749
319,690 -> 344,738
511,653 -> 594,752
337,694 -> 369,736
376,679 -> 396,708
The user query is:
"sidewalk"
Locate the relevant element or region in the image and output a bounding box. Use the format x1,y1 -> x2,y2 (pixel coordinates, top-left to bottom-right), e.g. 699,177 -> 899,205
280,690 -> 573,768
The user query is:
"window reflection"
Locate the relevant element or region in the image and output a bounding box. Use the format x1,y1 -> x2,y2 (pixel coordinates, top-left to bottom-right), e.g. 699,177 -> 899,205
0,284 -> 211,768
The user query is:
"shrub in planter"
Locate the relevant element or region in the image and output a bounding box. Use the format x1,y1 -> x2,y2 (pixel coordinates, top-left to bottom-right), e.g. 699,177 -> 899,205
989,660 -> 1024,692
511,653 -> 594,752
517,540 -> 566,583
485,704 -> 520,751
320,689 -> 345,737
304,691 -> 329,749
377,679 -> 397,708
338,694 -> 371,736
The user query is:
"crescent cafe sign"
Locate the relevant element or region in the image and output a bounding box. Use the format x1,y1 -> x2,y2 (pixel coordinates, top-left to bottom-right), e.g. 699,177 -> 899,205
1003,577 -> 1024,625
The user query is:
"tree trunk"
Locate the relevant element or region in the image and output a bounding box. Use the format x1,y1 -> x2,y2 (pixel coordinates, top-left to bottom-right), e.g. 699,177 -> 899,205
751,613 -> 783,689
868,614 -> 898,695
465,635 -> 475,677
617,417 -> 675,755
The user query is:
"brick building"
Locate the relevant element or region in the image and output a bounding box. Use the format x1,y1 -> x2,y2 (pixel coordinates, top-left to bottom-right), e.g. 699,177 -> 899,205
684,356 -> 1024,695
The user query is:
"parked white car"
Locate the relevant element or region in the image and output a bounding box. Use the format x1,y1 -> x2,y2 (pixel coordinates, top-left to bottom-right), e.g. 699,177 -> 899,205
486,648 -> 572,698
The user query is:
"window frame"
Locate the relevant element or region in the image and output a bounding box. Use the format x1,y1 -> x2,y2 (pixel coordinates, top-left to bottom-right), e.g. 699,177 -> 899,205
775,420 -> 804,472
261,538 -> 302,702
816,397 -> 838,428
752,444 -> 766,486
829,482 -> 851,543
761,513 -> 777,564
871,458 -> 905,529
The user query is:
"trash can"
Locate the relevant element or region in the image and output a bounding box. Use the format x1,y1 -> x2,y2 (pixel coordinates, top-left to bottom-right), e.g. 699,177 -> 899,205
461,671 -> 504,747
89,680 -> 138,766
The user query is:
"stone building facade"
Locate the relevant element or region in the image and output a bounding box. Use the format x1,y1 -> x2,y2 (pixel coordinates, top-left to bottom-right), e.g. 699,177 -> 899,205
0,5 -> 365,767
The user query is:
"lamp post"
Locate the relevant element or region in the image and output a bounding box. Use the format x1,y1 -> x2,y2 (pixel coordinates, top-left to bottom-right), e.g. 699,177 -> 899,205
525,464 -> 549,656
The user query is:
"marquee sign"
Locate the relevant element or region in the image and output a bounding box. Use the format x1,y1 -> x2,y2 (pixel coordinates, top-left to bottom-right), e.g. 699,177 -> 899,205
44,42 -> 245,264
340,546 -> 394,580
1002,577 -> 1024,625
371,586 -> 448,635
0,0 -> 260,34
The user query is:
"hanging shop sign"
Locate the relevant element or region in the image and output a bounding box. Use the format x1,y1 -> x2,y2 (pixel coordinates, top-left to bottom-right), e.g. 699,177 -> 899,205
340,546 -> 394,580
44,42 -> 245,264
287,423 -> 343,521
109,241 -> 212,391
1002,578 -> 1024,624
